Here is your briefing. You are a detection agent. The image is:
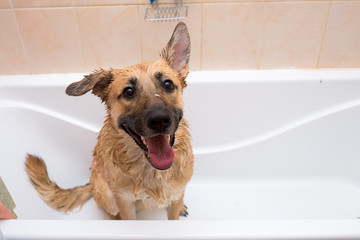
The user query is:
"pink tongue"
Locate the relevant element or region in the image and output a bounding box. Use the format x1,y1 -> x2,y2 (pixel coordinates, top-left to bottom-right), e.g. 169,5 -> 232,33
145,135 -> 174,170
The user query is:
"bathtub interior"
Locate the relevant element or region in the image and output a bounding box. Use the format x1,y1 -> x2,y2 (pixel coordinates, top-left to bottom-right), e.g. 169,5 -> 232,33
1,71 -> 360,221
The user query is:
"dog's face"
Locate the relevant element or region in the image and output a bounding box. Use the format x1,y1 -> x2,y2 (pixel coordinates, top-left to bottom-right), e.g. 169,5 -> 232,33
106,61 -> 186,171
66,22 -> 190,171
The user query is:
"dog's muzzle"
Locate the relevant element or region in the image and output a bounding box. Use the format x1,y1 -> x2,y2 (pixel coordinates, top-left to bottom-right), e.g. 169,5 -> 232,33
118,107 -> 182,171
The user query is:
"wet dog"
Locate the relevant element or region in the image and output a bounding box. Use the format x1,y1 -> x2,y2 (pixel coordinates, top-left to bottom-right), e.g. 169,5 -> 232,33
25,22 -> 194,220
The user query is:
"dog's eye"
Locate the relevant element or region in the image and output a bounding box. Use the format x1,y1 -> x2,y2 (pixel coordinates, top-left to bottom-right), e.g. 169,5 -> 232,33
163,80 -> 175,92
122,87 -> 135,99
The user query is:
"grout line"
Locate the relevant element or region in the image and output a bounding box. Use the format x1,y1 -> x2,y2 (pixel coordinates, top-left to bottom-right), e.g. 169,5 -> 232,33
10,2 -> 203,10
136,0 -> 144,63
199,0 -> 203,70
12,6 -> 74,10
316,0 -> 332,68
10,0 -> 32,74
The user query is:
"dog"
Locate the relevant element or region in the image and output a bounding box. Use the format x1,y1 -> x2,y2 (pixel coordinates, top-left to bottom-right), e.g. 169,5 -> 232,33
25,22 -> 194,220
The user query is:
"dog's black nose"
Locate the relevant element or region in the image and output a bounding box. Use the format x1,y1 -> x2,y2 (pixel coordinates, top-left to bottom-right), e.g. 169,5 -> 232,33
146,108 -> 172,132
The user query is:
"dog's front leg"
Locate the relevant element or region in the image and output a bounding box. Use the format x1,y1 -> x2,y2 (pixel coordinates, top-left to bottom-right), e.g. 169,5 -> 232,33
114,195 -> 136,220
167,194 -> 187,220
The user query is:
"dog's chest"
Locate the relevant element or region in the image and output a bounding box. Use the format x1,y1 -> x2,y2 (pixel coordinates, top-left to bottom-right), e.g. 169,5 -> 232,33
134,175 -> 184,210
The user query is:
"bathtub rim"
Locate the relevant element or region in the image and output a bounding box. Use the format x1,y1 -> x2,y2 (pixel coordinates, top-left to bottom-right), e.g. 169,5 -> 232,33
1,219 -> 360,240
0,69 -> 360,87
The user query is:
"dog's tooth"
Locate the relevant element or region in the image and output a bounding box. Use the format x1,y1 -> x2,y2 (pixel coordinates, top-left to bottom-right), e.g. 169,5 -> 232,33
141,136 -> 147,146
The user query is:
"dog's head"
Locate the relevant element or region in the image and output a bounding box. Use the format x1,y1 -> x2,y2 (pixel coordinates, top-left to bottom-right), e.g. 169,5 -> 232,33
66,22 -> 190,171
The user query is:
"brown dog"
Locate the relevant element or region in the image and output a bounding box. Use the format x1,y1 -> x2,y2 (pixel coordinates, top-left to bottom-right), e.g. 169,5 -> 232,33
25,22 -> 194,220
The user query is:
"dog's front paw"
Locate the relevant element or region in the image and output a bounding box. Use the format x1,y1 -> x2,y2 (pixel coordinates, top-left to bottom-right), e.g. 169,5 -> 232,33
180,204 -> 188,217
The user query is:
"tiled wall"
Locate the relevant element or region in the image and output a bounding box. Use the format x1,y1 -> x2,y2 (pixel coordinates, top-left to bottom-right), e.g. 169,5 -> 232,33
1,0 -> 360,75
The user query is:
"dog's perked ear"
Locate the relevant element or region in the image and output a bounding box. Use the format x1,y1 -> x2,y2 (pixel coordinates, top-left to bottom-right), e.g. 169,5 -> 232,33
161,22 -> 191,87
66,69 -> 113,101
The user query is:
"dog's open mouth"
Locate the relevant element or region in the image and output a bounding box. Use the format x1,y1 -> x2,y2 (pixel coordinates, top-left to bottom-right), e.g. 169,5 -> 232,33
121,125 -> 175,171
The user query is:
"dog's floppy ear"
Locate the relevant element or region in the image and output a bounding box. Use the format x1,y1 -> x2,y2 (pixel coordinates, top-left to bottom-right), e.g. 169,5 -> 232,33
161,22 -> 191,86
66,69 -> 113,101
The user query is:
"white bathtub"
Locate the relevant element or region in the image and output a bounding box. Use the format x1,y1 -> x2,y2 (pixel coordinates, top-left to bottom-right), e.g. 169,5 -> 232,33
1,70 -> 360,239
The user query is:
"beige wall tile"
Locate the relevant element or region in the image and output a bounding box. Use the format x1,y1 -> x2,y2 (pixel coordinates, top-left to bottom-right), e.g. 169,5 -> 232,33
202,3 -> 265,70
76,6 -> 141,71
202,0 -> 264,2
16,8 -> 85,74
266,0 -> 330,2
74,0 -> 137,6
261,2 -> 329,69
12,0 -> 73,8
139,4 -> 201,70
319,1 -> 360,68
138,0 -> 201,4
0,0 -> 11,9
0,10 -> 29,74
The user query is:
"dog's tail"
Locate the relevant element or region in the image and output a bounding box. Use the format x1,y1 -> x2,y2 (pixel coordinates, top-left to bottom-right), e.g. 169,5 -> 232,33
25,154 -> 92,213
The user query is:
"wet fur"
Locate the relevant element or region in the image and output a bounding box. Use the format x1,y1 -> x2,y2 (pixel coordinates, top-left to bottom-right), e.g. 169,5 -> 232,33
25,22 -> 193,220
